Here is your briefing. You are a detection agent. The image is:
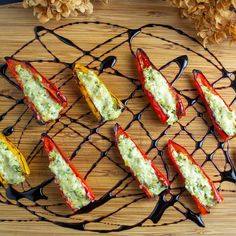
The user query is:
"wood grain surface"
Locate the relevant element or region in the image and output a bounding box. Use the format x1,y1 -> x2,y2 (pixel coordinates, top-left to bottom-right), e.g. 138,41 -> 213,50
0,1 -> 235,235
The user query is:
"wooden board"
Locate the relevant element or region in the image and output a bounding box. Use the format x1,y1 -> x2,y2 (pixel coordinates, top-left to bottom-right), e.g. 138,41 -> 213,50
0,1 -> 235,235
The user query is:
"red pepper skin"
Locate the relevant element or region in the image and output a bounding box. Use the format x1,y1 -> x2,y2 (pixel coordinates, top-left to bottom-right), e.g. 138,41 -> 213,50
192,69 -> 235,141
114,123 -> 170,198
136,48 -> 186,124
167,140 -> 223,214
5,57 -> 68,123
42,134 -> 95,211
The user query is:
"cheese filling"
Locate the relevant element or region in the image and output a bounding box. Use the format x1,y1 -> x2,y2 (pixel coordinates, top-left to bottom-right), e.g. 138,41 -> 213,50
15,65 -> 63,122
0,140 -> 25,184
49,149 -> 90,209
172,150 -> 216,207
201,85 -> 236,137
143,67 -> 178,125
118,134 -> 166,196
77,70 -> 122,121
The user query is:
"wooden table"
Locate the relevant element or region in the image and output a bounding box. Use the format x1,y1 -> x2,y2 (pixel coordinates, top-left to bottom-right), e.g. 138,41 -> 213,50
0,1 -> 235,235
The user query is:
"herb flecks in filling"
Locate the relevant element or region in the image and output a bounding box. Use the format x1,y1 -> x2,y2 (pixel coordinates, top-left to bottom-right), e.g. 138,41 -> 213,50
15,65 -> 63,122
201,85 -> 236,137
172,150 -> 216,208
77,70 -> 122,121
143,67 -> 178,125
49,149 -> 90,210
118,135 -> 166,196
0,140 -> 25,184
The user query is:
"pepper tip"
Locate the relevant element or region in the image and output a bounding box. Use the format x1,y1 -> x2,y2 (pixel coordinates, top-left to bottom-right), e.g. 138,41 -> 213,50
114,123 -> 120,133
167,139 -> 174,146
4,56 -> 10,60
136,47 -> 142,54
192,69 -> 202,75
4,56 -> 12,63
74,62 -> 89,73
41,133 -> 49,140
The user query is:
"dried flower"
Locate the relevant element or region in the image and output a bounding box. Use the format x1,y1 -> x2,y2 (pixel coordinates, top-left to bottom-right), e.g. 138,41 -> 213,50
23,0 -> 101,23
169,0 -> 236,46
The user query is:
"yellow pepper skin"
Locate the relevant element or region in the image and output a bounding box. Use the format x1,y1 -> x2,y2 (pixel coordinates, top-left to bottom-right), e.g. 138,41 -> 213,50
73,63 -> 124,122
0,133 -> 30,185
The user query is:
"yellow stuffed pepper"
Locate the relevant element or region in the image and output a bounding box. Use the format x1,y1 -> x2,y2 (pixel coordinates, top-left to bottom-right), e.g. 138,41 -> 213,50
73,63 -> 124,122
0,133 -> 30,185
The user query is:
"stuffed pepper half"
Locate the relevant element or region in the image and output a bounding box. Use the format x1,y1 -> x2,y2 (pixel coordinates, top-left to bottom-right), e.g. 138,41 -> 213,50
42,134 -> 95,211
192,70 -> 236,140
73,63 -> 124,122
0,133 -> 30,185
168,140 -> 223,214
114,124 -> 169,198
6,57 -> 68,124
136,48 -> 186,125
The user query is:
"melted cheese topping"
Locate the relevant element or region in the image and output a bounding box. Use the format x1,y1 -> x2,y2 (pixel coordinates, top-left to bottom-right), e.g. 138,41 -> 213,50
49,150 -> 90,210
0,140 -> 25,184
143,67 -> 178,125
16,65 -> 63,123
118,134 -> 166,196
201,85 -> 236,136
172,150 -> 216,207
77,69 -> 122,121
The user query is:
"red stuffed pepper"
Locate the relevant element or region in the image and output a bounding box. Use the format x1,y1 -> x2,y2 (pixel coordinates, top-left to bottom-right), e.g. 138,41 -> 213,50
168,140 -> 223,214
136,48 -> 186,125
5,57 -> 68,124
42,134 -> 95,211
193,69 -> 236,140
114,124 -> 169,198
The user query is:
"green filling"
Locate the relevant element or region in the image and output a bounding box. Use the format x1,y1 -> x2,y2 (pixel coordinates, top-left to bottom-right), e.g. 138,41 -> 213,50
118,135 -> 166,196
0,140 -> 25,184
201,85 -> 236,136
77,70 -> 122,121
49,149 -> 90,209
143,67 -> 178,125
172,150 -> 216,208
15,65 -> 63,122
